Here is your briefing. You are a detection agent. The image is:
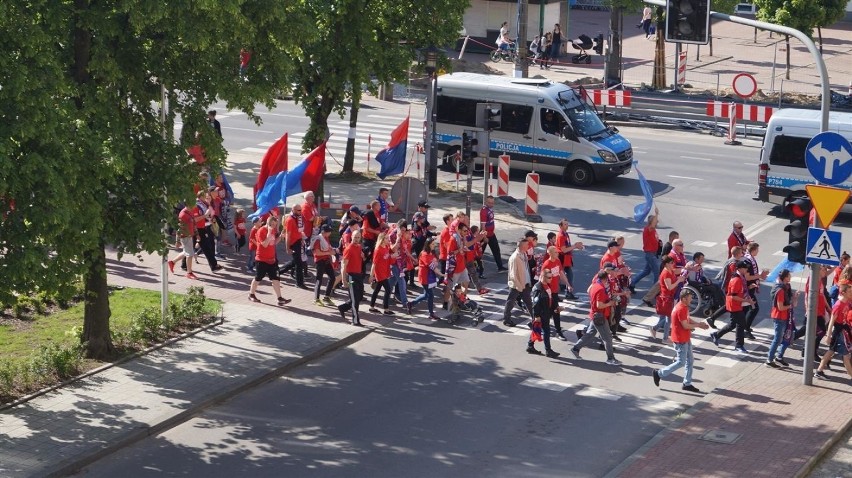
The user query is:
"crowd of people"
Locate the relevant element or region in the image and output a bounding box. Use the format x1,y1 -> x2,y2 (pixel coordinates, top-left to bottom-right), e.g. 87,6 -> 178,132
167,181 -> 852,384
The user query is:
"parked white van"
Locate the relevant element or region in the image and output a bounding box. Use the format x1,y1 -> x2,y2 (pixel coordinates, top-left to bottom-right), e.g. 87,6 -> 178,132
434,73 -> 633,186
758,108 -> 852,206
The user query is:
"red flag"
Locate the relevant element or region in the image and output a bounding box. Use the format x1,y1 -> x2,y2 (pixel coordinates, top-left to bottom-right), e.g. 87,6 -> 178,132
298,141 -> 326,194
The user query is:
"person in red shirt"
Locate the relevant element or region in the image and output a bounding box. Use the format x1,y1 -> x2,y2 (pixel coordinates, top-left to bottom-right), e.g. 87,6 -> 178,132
337,230 -> 366,326
767,270 -> 798,367
234,208 -> 247,252
312,224 -> 337,306
652,255 -> 685,342
247,216 -> 291,306
409,237 -> 445,320
245,216 -> 261,274
652,289 -> 708,392
726,221 -> 749,258
542,245 -> 570,341
555,218 -> 584,300
570,270 -> 621,365
280,205 -> 307,288
815,283 -> 852,379
710,260 -> 754,353
368,232 -> 396,315
796,276 -> 830,361
630,206 -> 660,293
168,205 -> 198,279
479,195 -> 506,271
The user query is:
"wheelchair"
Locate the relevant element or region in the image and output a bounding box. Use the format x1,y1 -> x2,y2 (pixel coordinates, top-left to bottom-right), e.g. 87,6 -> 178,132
682,281 -> 725,318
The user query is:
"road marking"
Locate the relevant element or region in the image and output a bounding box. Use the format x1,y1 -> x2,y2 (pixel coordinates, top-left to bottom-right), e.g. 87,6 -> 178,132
680,156 -> 712,161
520,378 -> 573,392
242,147 -> 270,154
666,175 -> 703,181
736,182 -> 753,186
576,387 -> 622,401
223,126 -> 273,133
705,349 -> 745,367
745,217 -> 783,239
692,240 -> 717,247
368,114 -> 408,121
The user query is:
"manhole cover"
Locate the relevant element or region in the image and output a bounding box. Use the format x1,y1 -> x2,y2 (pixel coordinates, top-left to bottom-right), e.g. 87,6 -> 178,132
699,429 -> 742,444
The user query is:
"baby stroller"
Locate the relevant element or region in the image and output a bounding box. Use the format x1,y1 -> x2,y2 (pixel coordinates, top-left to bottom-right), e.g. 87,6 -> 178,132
448,286 -> 485,325
571,34 -> 594,64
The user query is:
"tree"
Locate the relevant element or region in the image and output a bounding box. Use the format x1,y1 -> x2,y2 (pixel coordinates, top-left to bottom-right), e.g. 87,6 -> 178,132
0,1 -> 299,358
282,0 -> 468,170
754,0 -> 824,79
814,0 -> 847,53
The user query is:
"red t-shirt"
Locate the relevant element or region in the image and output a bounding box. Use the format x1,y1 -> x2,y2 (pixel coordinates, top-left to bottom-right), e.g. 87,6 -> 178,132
255,227 -> 277,264
284,214 -> 301,247
771,287 -> 789,320
439,227 -> 451,261
726,275 -> 747,312
178,207 -> 196,238
600,251 -> 618,269
817,292 -> 828,317
589,282 -> 610,319
301,201 -> 316,239
542,257 -> 562,292
642,226 -> 659,253
659,268 -> 677,298
831,300 -> 850,325
556,231 -> 574,267
670,302 -> 691,343
373,244 -> 392,282
418,251 -> 437,286
235,217 -> 246,238
342,243 -> 363,274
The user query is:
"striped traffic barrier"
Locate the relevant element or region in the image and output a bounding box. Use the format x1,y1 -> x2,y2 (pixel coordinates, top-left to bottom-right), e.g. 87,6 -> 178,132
587,89 -> 632,107
497,154 -> 511,198
525,172 -> 542,222
705,101 -> 774,123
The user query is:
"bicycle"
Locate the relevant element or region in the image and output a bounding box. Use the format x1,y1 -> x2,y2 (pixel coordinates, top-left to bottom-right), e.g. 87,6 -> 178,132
490,42 -> 519,63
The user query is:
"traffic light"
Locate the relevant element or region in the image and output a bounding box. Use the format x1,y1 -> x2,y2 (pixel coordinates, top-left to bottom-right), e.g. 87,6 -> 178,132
782,196 -> 813,264
593,34 -> 604,55
486,107 -> 501,130
665,0 -> 710,45
462,132 -> 473,162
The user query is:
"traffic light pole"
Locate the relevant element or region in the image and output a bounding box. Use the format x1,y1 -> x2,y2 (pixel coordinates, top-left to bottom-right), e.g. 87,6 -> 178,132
649,0 -> 830,386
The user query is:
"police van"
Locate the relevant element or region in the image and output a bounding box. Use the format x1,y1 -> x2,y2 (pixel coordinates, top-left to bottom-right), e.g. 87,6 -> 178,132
758,108 -> 852,206
434,73 -> 633,186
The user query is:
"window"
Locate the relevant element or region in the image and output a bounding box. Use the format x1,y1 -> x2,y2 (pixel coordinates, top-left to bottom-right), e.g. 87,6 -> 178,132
498,103 -> 533,135
768,135 -> 810,168
437,96 -> 477,127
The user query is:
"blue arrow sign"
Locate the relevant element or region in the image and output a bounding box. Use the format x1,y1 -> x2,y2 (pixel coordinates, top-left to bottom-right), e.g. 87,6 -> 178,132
805,132 -> 852,185
805,227 -> 842,266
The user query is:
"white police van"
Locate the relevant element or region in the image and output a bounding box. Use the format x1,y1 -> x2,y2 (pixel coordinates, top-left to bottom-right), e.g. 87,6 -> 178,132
758,108 -> 852,206
434,73 -> 633,186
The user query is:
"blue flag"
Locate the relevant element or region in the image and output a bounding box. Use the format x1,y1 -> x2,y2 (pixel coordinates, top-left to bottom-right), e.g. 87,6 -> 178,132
633,161 -> 654,223
766,258 -> 806,283
376,116 -> 410,179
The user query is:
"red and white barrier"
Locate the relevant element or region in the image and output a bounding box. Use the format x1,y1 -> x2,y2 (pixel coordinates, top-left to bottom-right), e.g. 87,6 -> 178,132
677,50 -> 687,85
497,154 -> 510,197
588,89 -> 632,107
525,173 -> 540,217
488,162 -> 495,196
706,101 -> 774,123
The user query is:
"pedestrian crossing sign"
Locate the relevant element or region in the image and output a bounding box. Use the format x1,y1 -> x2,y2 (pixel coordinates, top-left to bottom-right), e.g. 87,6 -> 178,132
806,227 -> 842,266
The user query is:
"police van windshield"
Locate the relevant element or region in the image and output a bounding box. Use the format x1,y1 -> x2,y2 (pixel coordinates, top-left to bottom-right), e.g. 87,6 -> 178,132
562,103 -> 608,139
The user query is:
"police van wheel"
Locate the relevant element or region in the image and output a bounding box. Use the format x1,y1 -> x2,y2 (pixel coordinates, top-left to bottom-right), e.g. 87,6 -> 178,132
565,161 -> 594,187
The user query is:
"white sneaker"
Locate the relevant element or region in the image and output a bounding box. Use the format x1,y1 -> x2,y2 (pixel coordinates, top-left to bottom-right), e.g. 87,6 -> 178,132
606,358 -> 622,366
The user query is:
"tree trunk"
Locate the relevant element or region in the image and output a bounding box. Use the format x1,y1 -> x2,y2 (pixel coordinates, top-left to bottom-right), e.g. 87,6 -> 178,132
342,92 -> 361,173
818,27 -> 823,54
605,8 -> 623,85
785,35 -> 791,80
652,9 -> 666,89
82,242 -> 114,359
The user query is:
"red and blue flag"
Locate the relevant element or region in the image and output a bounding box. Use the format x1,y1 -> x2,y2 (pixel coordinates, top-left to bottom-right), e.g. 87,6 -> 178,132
375,116 -> 410,179
251,134 -> 289,219
283,141 -> 326,199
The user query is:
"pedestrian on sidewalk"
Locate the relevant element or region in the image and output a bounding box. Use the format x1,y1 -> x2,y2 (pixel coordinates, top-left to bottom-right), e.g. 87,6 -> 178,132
377,187 -> 394,223
527,269 -> 560,358
550,23 -> 562,61
652,288 -> 707,392
388,219 -> 411,310
168,204 -> 198,280
280,204 -> 307,288
362,200 -> 383,266
642,230 -> 679,306
248,216 -> 291,305
815,283 -> 852,379
502,238 -> 534,327
194,190 -> 223,273
794,277 -> 828,361
368,232 -> 396,316
651,255 -> 684,343
338,230 -> 365,325
479,195 -> 506,272
640,5 -> 653,38
766,269 -> 798,368
742,242 -> 770,340
409,237 -> 444,320
630,206 -> 660,294
465,225 -> 488,295
542,245 -> 571,341
710,260 -> 754,354
312,224 -> 337,306
246,216 -> 261,274
726,220 -> 749,258
539,32 -> 552,69
570,270 -> 621,366
706,245 -> 745,328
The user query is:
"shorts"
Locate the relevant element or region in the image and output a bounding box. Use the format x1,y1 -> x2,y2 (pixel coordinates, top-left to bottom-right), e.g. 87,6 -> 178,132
255,261 -> 280,281
830,326 -> 850,356
180,236 -> 196,257
450,268 -> 470,287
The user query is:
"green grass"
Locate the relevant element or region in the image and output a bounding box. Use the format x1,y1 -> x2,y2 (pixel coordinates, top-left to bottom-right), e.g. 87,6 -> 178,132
0,288 -> 221,368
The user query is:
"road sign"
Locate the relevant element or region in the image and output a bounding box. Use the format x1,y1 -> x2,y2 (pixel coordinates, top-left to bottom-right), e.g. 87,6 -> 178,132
805,227 -> 842,266
806,184 -> 851,228
732,73 -> 757,98
804,132 -> 852,185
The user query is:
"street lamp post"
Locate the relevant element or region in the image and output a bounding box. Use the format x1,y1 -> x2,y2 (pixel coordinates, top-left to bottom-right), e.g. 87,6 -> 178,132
423,46 -> 439,191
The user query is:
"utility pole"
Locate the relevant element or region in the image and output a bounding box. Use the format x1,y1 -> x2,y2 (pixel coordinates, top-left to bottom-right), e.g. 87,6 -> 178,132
514,0 -> 529,78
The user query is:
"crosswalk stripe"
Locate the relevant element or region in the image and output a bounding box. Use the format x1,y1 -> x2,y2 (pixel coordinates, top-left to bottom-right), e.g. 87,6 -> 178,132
520,378 -> 573,392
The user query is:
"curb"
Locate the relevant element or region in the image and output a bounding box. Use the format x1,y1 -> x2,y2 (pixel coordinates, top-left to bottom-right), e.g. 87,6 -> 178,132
795,412 -> 852,478
43,328 -> 372,478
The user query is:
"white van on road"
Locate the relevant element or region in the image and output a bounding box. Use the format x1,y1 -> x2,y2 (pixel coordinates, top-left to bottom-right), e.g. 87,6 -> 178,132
758,108 -> 852,207
434,73 -> 633,186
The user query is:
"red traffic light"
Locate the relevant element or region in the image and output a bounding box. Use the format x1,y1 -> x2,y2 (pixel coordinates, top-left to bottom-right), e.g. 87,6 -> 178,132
785,197 -> 812,218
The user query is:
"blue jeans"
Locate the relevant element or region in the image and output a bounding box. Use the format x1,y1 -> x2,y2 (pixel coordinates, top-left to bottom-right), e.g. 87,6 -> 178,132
655,315 -> 670,341
411,286 -> 435,316
768,319 -> 790,361
391,265 -> 408,306
659,341 -> 694,385
632,252 -> 660,289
